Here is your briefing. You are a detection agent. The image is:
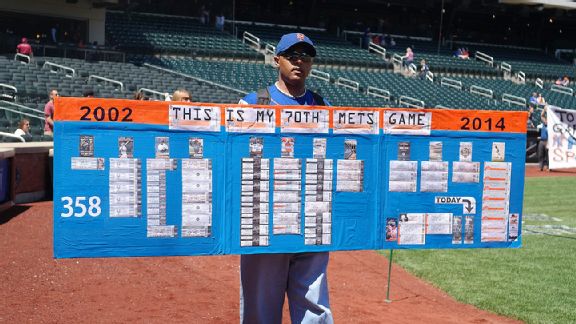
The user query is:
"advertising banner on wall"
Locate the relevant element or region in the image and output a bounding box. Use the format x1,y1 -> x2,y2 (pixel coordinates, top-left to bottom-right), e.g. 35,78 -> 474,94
53,97 -> 528,258
546,106 -> 576,170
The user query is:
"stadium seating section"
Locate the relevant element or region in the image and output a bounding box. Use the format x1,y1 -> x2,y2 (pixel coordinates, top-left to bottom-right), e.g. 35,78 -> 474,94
2,11 -> 576,142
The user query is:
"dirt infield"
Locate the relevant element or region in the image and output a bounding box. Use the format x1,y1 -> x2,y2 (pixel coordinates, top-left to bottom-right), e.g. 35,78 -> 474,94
525,164 -> 576,177
1,201 -> 524,323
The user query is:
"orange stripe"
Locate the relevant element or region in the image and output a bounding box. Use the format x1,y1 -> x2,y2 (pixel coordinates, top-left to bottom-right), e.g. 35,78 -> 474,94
55,98 -> 528,133
431,109 -> 527,133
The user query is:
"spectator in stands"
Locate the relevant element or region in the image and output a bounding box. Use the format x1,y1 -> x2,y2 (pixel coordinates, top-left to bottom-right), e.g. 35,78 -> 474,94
555,75 -> 570,87
536,93 -> 546,106
402,47 -> 414,68
51,25 -> 58,43
16,37 -> 33,57
458,48 -> 470,59
172,89 -> 191,102
418,59 -> 429,80
537,109 -> 548,171
133,91 -> 145,100
14,118 -> 32,142
83,88 -> 95,97
527,106 -> 535,128
454,48 -> 462,57
215,13 -> 225,32
199,5 -> 210,25
362,27 -> 371,49
238,33 -> 333,324
44,89 -> 58,137
529,92 -> 539,107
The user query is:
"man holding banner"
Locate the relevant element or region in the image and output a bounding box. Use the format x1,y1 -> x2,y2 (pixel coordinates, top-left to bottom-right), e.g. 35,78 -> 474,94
238,33 -> 333,324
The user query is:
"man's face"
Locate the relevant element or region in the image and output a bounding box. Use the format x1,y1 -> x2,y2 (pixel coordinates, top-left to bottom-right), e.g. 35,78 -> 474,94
275,44 -> 313,85
50,90 -> 59,100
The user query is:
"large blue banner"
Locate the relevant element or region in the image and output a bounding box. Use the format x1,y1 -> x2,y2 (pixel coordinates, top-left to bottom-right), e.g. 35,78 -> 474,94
53,98 -> 527,258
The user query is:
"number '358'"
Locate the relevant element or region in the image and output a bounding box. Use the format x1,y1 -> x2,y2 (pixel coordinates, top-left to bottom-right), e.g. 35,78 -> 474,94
60,196 -> 101,217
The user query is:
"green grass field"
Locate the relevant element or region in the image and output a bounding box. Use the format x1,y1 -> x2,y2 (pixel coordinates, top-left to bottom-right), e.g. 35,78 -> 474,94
388,176 -> 576,324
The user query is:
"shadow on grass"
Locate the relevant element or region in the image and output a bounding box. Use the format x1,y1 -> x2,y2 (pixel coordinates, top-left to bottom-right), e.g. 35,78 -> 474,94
0,205 -> 31,225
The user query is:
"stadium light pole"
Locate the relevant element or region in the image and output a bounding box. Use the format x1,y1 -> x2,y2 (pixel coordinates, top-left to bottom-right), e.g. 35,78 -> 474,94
437,0 -> 445,55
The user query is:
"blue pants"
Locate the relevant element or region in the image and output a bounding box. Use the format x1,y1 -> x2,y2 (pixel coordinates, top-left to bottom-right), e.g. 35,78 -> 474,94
240,252 -> 333,324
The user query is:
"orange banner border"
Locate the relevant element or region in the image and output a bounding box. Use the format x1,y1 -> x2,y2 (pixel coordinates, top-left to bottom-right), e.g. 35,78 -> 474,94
55,97 -> 528,133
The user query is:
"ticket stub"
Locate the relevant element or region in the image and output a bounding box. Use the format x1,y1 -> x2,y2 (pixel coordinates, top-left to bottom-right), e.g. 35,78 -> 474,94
390,160 -> 417,171
273,191 -> 301,203
71,157 -> 105,170
389,180 -> 417,192
453,161 -> 480,173
147,225 -> 177,238
274,158 -> 301,170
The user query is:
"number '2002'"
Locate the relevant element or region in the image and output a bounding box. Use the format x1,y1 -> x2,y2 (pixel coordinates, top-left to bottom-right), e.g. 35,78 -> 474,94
80,106 -> 133,122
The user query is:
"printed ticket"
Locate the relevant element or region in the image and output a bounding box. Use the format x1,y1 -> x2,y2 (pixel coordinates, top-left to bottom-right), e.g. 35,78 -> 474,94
421,171 -> 448,181
452,171 -> 480,183
452,161 -> 480,173
182,214 -> 211,226
388,171 -> 417,181
273,202 -> 301,213
183,193 -> 211,203
182,169 -> 212,181
274,181 -> 301,191
242,158 -> 270,169
110,206 -> 138,218
452,216 -> 462,244
306,159 -> 333,169
421,161 -> 448,172
147,225 -> 177,238
390,160 -> 418,171
147,158 -> 177,170
182,203 -> 212,214
273,191 -> 301,203
425,213 -> 453,234
420,181 -> 448,192
388,180 -> 417,192
273,170 -> 302,180
183,181 -> 212,192
304,192 -> 332,202
182,227 -> 211,237
305,201 -> 331,214
109,183 -> 137,193
110,158 -> 139,169
336,180 -> 363,192
182,159 -> 212,170
274,158 -> 301,169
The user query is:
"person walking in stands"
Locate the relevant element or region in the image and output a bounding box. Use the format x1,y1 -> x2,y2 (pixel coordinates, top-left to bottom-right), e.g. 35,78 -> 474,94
238,33 -> 333,324
402,47 -> 414,68
44,89 -> 58,137
537,108 -> 548,171
16,37 -> 33,58
172,89 -> 191,102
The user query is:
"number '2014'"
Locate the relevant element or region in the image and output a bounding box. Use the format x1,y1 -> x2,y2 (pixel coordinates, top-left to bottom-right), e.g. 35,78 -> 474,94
80,106 -> 133,122
460,117 -> 505,131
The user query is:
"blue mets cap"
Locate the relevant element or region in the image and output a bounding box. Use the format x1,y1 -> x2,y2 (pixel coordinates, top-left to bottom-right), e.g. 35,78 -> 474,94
275,33 -> 316,57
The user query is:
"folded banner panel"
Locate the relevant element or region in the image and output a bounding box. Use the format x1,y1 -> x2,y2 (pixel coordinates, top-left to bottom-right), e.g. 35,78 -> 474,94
53,97 -> 527,258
